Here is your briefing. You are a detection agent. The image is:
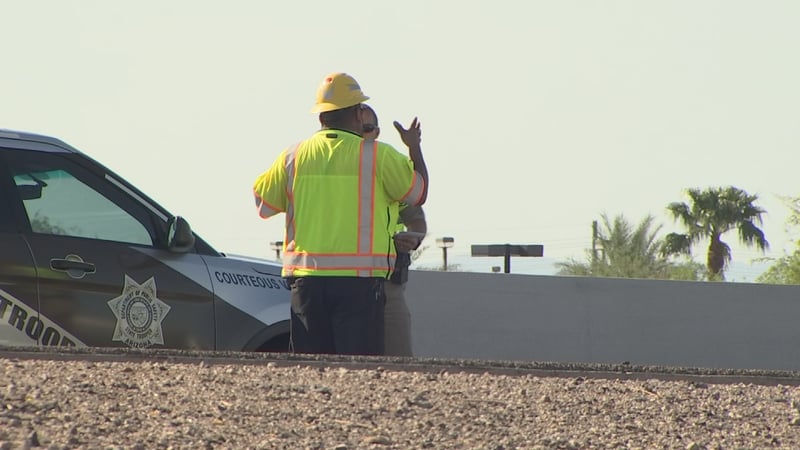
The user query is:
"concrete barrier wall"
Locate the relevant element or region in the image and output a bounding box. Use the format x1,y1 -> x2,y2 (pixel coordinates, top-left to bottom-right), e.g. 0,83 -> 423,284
404,271 -> 800,371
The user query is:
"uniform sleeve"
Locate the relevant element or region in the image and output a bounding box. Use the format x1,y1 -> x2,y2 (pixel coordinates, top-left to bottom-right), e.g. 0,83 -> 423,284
252,150 -> 288,219
399,204 -> 426,225
378,143 -> 425,206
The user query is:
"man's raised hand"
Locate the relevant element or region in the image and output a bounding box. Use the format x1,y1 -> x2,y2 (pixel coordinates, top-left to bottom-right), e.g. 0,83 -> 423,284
393,118 -> 422,149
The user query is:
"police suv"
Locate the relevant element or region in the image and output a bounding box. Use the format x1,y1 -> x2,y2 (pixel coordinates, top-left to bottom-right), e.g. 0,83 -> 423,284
0,129 -> 290,351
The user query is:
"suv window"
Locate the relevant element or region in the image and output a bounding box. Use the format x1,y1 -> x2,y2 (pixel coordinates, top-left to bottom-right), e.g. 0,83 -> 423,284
7,150 -> 155,246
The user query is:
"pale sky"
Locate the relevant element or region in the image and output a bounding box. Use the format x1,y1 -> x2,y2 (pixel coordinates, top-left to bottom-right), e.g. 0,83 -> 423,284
3,1 -> 799,280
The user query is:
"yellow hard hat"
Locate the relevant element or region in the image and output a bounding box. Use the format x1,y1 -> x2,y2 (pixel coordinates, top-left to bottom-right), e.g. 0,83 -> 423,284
311,72 -> 370,113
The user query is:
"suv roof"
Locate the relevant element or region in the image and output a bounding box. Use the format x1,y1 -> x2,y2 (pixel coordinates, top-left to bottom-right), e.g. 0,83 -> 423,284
0,129 -> 78,151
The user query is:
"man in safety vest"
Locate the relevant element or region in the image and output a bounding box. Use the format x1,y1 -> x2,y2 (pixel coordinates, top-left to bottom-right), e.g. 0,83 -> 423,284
253,73 -> 429,355
361,104 -> 427,357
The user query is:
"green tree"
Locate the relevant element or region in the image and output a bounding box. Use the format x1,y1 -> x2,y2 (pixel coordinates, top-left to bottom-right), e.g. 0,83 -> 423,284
29,213 -> 72,235
556,213 -> 704,280
757,251 -> 800,284
757,195 -> 800,285
662,186 -> 768,281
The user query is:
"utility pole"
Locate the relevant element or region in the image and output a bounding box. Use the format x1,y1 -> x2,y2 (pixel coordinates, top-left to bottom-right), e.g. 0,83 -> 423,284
591,220 -> 598,267
436,237 -> 455,271
270,241 -> 283,261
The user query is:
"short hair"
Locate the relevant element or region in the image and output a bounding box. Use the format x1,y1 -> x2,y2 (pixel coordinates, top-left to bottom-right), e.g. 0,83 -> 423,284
319,104 -> 360,127
360,104 -> 379,126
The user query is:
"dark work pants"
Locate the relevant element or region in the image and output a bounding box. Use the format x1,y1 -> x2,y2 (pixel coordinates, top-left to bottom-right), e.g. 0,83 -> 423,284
288,276 -> 385,355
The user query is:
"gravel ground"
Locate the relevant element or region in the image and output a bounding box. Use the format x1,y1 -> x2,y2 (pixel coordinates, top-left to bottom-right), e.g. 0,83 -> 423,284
1,352 -> 800,449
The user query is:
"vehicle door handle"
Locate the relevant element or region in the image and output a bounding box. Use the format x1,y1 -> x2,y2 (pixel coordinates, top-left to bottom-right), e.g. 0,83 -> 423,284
51,258 -> 97,274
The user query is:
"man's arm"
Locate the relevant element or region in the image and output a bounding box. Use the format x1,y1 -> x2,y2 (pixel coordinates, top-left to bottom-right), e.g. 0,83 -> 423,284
402,208 -> 427,235
394,206 -> 427,253
393,118 -> 428,205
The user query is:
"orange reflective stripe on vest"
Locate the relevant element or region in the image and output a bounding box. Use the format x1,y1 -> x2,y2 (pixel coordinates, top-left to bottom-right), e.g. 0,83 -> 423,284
399,173 -> 425,207
283,143 -> 299,246
357,139 -> 377,255
283,252 -> 397,278
255,197 -> 281,218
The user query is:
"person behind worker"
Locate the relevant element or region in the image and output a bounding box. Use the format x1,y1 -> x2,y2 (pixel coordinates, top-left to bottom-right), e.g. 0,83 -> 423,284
361,104 -> 427,357
252,73 -> 428,355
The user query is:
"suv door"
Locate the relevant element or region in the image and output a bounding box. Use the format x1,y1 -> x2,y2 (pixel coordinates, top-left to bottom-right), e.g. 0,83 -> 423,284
2,147 -> 216,350
0,161 -> 48,346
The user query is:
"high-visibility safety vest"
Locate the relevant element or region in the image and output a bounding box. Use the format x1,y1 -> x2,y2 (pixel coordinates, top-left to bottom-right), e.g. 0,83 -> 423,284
253,129 -> 425,278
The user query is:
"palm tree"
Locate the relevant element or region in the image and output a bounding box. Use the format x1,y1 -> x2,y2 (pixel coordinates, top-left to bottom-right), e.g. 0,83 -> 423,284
556,213 -> 704,280
662,186 -> 768,280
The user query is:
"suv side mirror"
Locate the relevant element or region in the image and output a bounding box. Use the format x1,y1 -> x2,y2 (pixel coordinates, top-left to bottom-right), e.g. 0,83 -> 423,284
167,216 -> 195,253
